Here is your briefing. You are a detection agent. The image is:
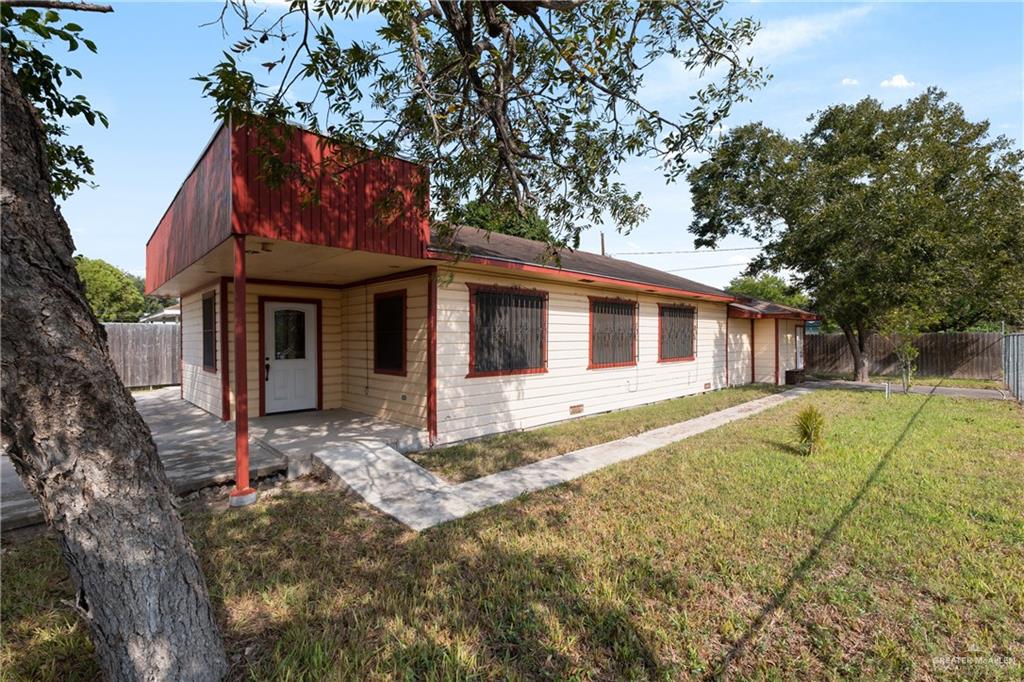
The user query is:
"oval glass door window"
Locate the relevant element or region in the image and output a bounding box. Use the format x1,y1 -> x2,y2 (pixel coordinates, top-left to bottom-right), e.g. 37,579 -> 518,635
274,309 -> 306,360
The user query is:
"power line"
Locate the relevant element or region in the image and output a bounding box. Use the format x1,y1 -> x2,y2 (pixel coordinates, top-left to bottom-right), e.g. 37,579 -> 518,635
667,262 -> 750,272
609,246 -> 761,256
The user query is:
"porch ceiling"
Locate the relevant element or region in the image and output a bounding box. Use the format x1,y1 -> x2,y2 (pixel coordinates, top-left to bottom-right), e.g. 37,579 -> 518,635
154,237 -> 430,296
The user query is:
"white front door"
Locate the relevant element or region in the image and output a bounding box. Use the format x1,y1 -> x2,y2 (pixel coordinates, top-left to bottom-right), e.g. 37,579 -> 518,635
264,301 -> 317,413
795,326 -> 805,370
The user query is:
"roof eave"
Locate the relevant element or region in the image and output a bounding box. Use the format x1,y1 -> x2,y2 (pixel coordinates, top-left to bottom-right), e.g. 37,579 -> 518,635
426,248 -> 737,303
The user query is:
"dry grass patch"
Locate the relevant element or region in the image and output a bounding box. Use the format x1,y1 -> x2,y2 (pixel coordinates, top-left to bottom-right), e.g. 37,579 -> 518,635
3,391 -> 1023,680
409,385 -> 785,482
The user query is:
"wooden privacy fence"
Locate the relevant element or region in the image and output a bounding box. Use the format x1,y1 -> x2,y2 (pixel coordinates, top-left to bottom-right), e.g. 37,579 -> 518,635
806,332 -> 1004,380
1005,333 -> 1023,403
104,323 -> 180,388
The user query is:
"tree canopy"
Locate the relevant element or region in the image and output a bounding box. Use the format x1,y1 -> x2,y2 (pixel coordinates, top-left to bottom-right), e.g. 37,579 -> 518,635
198,0 -> 767,246
448,198 -> 568,245
74,256 -> 146,322
1,4 -> 109,198
688,89 -> 1024,378
725,273 -> 808,309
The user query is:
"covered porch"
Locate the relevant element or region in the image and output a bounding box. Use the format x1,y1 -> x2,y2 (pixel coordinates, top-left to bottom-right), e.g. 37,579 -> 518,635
145,121 -> 436,506
1,387 -> 427,532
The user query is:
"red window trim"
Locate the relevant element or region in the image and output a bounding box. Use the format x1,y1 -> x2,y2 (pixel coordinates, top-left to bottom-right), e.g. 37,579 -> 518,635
587,296 -> 638,370
373,289 -> 408,377
201,290 -> 218,373
657,302 -> 697,363
466,282 -> 549,378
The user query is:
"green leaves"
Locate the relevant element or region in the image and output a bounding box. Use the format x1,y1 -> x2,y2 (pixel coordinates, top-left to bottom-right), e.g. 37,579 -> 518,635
197,0 -> 767,247
689,90 -> 1024,334
2,6 -> 108,198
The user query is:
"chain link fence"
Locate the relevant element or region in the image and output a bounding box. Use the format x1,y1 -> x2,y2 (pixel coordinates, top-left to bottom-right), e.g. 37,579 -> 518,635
1004,333 -> 1023,403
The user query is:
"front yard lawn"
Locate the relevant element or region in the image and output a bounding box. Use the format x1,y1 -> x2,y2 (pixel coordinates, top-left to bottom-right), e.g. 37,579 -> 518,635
410,385 -> 784,482
3,391 -> 1022,680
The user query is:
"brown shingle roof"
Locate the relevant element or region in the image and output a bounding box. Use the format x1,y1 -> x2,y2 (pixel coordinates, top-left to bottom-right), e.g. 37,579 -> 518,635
429,225 -> 734,301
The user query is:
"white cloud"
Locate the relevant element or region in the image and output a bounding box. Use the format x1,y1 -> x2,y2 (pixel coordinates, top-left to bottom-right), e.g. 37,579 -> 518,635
645,4 -> 873,101
841,77 -> 859,86
881,74 -> 916,88
749,5 -> 874,61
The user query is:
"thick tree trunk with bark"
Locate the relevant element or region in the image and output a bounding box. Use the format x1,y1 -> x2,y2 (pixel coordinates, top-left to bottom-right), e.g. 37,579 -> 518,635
1,57 -> 228,680
839,322 -> 870,382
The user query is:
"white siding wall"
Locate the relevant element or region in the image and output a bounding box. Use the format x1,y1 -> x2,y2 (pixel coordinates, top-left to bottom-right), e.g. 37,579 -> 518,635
753,318 -> 777,384
181,286 -> 222,417
434,268 -> 729,444
727,318 -> 753,386
777,319 -> 801,377
340,274 -> 429,428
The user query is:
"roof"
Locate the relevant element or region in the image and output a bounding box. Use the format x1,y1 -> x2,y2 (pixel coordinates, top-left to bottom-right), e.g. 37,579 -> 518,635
428,225 -> 734,302
728,297 -> 818,321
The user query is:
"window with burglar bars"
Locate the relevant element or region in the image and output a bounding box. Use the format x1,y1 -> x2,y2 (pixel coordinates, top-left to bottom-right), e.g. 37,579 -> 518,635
374,290 -> 406,375
659,304 -> 696,361
470,287 -> 546,376
202,292 -> 216,371
590,298 -> 637,367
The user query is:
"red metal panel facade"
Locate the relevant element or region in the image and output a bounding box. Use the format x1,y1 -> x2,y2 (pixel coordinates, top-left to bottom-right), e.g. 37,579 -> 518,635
145,124 -> 232,293
146,122 -> 430,293
230,125 -> 429,258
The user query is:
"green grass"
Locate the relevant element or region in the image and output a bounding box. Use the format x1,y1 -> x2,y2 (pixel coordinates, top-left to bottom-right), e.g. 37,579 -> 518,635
3,392 -> 1023,680
409,385 -> 785,482
810,372 -> 1004,390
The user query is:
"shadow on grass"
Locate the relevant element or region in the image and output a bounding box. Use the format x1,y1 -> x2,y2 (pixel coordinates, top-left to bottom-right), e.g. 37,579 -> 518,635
174,479 -> 669,680
706,390 -> 938,680
760,439 -> 807,457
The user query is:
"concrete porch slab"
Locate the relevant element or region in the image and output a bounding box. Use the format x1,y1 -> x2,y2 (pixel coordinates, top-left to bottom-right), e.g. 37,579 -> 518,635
2,387 -> 287,532
251,408 -> 429,478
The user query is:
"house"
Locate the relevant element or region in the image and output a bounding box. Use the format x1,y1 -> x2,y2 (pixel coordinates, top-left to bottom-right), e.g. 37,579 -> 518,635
146,121 -> 815,506
140,303 -> 180,324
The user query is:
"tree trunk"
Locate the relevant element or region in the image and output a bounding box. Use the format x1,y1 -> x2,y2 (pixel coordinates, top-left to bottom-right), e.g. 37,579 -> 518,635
1,57 -> 228,680
839,322 -> 869,382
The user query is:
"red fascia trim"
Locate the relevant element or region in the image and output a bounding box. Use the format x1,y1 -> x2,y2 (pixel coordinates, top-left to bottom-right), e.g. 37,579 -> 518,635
656,302 -> 698,363
257,295 -> 324,416
588,296 -> 638,370
429,251 -> 735,303
239,267 -> 438,294
774,318 -> 780,385
466,282 -> 549,378
246,277 -> 347,291
372,289 -> 408,377
337,266 -> 438,291
219,277 -> 230,419
426,267 -> 438,442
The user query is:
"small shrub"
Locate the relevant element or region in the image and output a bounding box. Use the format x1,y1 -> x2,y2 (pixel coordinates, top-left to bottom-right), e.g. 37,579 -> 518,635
794,405 -> 825,455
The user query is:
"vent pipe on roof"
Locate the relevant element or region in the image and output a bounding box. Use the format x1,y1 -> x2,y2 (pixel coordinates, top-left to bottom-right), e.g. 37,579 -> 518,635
600,232 -> 605,256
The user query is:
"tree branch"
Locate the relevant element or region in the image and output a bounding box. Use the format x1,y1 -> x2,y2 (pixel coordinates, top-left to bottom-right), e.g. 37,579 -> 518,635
0,0 -> 113,12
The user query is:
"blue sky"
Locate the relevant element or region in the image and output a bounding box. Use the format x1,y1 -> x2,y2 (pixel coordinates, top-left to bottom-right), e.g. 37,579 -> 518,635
54,1 -> 1022,289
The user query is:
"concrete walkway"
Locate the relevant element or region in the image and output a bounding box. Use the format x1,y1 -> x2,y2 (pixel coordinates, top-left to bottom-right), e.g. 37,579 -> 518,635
315,387 -> 812,531
803,379 -> 1009,400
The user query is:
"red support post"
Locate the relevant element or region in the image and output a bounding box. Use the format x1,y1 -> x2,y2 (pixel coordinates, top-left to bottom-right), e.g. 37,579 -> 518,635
229,234 -> 256,507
